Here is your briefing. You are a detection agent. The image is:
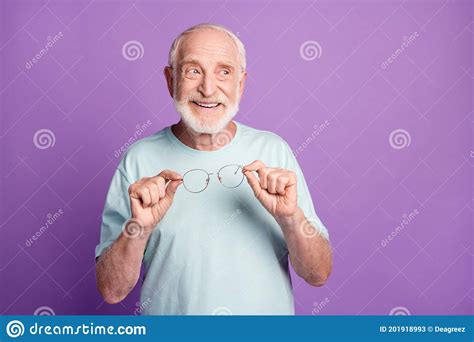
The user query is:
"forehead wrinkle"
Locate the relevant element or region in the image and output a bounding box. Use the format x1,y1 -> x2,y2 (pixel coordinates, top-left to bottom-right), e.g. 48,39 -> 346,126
180,52 -> 238,70
177,31 -> 239,68
181,45 -> 236,60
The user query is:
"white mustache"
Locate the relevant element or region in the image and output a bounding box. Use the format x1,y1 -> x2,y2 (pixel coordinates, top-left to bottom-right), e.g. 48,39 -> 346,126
182,93 -> 228,105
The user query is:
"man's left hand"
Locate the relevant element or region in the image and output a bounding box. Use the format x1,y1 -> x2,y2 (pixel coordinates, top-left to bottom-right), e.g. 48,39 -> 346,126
242,160 -> 298,219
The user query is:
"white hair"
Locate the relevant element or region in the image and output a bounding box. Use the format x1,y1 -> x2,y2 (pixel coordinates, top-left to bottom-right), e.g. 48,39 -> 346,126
168,23 -> 246,72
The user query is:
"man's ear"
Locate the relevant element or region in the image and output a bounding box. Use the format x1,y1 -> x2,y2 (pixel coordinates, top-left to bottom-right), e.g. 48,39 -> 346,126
164,66 -> 174,98
239,71 -> 247,99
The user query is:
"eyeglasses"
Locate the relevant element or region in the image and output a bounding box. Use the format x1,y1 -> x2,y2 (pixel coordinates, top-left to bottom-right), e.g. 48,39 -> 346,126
181,164 -> 244,193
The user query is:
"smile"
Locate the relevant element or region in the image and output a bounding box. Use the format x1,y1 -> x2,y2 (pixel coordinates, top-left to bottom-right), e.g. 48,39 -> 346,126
192,101 -> 222,109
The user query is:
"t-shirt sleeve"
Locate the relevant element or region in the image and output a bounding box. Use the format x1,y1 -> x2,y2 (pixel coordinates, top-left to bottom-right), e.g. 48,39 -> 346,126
95,164 -> 132,259
282,141 -> 330,241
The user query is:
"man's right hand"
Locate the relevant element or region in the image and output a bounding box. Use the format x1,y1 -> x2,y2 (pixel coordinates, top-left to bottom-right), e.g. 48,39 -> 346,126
128,170 -> 183,231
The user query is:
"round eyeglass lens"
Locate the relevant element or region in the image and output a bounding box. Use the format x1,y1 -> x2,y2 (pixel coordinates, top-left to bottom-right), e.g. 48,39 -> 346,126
182,169 -> 209,193
218,164 -> 244,189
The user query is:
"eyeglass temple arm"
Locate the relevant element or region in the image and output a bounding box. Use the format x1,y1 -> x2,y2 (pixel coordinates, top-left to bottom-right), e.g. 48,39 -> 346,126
234,165 -> 243,175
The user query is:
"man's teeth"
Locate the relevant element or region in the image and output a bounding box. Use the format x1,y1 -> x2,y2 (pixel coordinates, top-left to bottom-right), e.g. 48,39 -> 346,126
194,102 -> 219,108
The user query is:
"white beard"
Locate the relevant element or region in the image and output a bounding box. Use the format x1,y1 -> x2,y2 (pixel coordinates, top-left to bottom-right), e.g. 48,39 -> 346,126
173,83 -> 240,134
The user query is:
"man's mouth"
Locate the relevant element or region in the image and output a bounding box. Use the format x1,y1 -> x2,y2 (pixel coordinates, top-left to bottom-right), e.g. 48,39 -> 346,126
192,101 -> 222,109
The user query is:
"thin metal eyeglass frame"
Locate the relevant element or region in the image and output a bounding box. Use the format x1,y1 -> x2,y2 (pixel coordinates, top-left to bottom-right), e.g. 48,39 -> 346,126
181,164 -> 244,193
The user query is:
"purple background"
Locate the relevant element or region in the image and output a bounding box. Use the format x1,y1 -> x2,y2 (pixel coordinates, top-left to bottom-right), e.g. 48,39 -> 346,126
1,0 -> 472,315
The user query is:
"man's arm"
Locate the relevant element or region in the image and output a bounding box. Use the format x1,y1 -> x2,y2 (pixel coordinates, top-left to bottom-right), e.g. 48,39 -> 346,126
96,170 -> 182,304
276,207 -> 332,286
96,229 -> 151,304
243,160 -> 332,287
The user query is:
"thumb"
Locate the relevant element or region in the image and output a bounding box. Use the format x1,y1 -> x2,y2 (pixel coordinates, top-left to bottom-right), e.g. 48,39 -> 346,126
243,170 -> 262,197
130,196 -> 142,212
165,179 -> 182,200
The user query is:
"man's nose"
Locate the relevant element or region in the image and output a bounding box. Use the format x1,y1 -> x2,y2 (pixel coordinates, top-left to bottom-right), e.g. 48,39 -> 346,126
197,74 -> 217,98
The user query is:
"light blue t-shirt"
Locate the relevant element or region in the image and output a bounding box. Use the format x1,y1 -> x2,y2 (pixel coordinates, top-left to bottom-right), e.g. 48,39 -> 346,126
95,121 -> 329,315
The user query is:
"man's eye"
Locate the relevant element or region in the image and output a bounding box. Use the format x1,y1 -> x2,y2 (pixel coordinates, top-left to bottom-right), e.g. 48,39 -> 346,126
221,70 -> 230,75
186,68 -> 200,75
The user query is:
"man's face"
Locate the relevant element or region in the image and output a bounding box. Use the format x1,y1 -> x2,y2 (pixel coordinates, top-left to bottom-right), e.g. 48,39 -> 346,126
169,28 -> 246,134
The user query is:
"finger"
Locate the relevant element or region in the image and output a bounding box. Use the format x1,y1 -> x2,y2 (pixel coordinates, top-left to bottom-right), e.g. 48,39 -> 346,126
270,170 -> 288,193
137,186 -> 152,207
129,196 -> 142,214
248,166 -> 271,189
257,167 -> 282,190
151,176 -> 166,199
148,182 -> 160,205
276,175 -> 290,195
267,170 -> 285,194
243,161 -> 281,190
156,169 -> 182,182
259,168 -> 274,190
266,170 -> 277,194
165,179 -> 183,200
242,160 -> 266,173
128,183 -> 142,200
243,170 -> 262,197
287,171 -> 297,185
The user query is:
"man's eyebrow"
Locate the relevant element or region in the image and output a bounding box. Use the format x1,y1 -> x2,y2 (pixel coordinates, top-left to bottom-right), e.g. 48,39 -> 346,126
180,58 -> 202,66
180,58 -> 236,70
217,62 -> 235,70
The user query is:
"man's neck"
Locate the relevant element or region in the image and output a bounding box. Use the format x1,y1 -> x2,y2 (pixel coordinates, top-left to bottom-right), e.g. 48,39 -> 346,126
171,120 -> 237,151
